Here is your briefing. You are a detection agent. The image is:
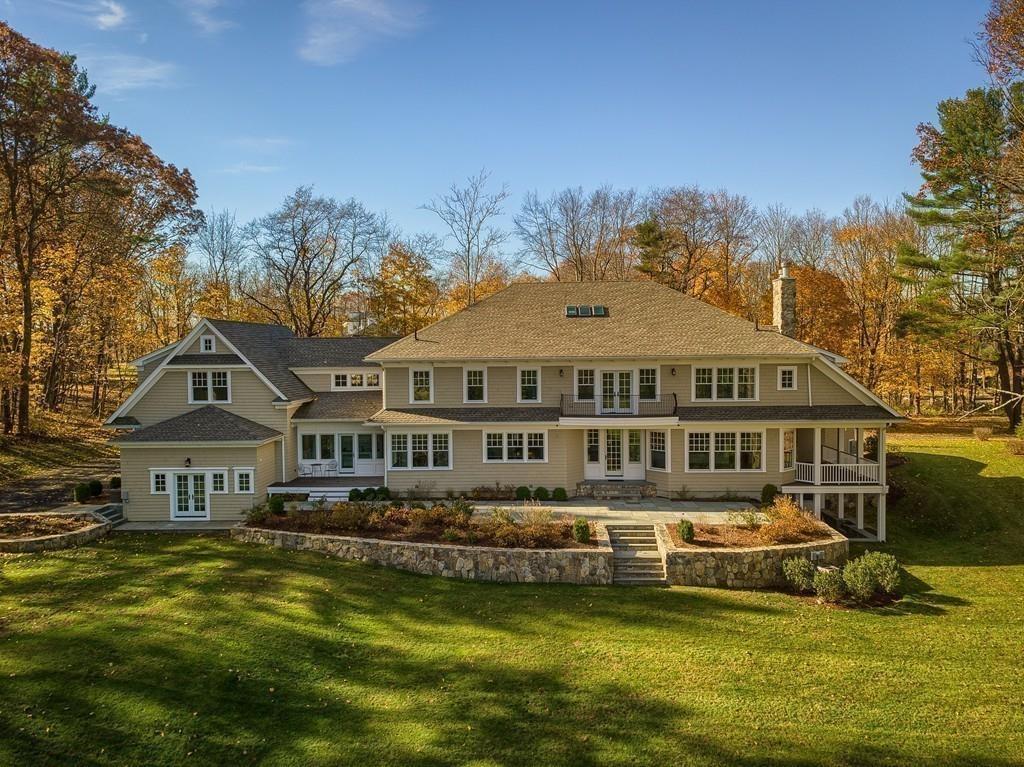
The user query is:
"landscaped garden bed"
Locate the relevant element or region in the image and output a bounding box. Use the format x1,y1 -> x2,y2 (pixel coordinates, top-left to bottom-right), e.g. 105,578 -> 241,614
667,496 -> 835,549
0,511 -> 111,553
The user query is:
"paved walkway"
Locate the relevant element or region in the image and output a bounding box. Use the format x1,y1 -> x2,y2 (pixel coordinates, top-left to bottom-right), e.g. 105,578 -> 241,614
0,457 -> 118,513
476,499 -> 758,525
116,520 -> 236,532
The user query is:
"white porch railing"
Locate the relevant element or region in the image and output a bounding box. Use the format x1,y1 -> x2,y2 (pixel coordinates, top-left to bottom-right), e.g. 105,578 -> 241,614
794,460 -> 880,485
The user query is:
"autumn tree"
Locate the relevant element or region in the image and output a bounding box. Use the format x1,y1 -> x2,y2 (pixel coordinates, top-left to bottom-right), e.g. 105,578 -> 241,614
365,239 -> 442,335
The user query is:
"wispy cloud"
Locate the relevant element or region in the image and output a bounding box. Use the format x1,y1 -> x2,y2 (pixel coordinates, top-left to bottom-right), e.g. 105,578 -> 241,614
78,52 -> 179,96
95,0 -> 126,29
181,0 -> 235,35
216,162 -> 282,175
299,0 -> 425,66
227,136 -> 294,152
42,0 -> 128,30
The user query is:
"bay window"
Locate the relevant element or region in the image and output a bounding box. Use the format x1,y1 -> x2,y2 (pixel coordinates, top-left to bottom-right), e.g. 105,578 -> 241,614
649,430 -> 667,470
484,431 -> 547,462
389,432 -> 451,470
687,432 -> 710,470
687,430 -> 765,471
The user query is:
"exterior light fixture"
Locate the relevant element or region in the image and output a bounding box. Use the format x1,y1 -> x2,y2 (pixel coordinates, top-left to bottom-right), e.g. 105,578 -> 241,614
559,369 -> 564,377
185,457 -> 191,467
671,368 -> 677,376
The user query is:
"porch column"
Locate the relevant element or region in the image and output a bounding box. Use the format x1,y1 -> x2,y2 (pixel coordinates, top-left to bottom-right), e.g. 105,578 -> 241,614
837,492 -> 845,520
856,428 -> 864,461
856,494 -> 864,529
878,492 -> 887,542
812,493 -> 822,519
813,427 -> 822,485
878,427 -> 887,485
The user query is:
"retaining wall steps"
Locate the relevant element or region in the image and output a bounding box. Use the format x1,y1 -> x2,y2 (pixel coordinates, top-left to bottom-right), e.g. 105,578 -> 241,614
607,524 -> 667,586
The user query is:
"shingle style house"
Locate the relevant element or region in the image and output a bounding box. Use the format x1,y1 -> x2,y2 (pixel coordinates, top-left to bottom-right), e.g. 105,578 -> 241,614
106,272 -> 902,540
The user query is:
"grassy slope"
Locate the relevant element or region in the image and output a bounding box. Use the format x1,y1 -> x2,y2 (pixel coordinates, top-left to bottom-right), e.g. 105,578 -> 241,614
0,407 -> 118,485
0,428 -> 1022,766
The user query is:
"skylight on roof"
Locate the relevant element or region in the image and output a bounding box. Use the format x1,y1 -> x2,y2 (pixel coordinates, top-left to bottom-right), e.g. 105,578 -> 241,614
565,304 -> 609,318
565,305 -> 578,317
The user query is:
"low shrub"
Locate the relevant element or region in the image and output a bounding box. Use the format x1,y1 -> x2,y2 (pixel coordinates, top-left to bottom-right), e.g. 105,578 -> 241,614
522,504 -> 553,526
376,486 -> 391,500
515,485 -> 532,501
842,557 -> 879,604
88,479 -> 103,497
727,508 -> 760,530
813,568 -> 845,603
533,486 -> 550,501
572,517 -> 590,543
329,502 -> 373,530
782,557 -> 816,593
449,497 -> 475,525
348,489 -> 363,502
442,527 -> 460,542
490,506 -> 517,526
676,519 -> 695,543
268,495 -> 285,515
552,487 -> 568,502
109,476 -> 122,489
761,483 -> 780,506
246,504 -> 269,525
974,426 -> 993,441
845,550 -> 901,599
759,495 -> 825,544
73,483 -> 91,503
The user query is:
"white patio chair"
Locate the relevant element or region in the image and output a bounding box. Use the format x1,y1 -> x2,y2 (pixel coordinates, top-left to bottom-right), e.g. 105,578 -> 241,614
324,461 -> 338,476
299,464 -> 313,478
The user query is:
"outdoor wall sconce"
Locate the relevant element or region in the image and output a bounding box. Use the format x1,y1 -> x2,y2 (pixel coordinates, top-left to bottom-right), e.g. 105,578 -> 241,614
184,457 -> 191,467
559,369 -> 564,377
671,368 -> 677,376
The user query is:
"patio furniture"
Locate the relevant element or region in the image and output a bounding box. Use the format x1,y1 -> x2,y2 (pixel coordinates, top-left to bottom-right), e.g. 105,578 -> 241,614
324,461 -> 338,476
299,464 -> 313,478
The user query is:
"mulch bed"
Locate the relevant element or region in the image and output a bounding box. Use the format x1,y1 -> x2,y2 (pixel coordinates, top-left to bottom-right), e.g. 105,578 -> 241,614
0,514 -> 94,540
667,522 -> 833,549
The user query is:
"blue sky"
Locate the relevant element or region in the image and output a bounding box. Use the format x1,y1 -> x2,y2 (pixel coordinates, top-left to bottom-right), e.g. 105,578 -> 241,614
3,0 -> 990,238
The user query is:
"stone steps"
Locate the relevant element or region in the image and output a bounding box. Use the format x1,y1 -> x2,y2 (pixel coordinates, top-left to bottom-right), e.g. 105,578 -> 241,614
607,524 -> 666,586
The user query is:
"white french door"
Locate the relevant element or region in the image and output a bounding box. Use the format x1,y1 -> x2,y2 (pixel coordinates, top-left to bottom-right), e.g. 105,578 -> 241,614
601,371 -> 632,413
172,473 -> 209,520
605,429 -> 623,476
585,429 -> 647,480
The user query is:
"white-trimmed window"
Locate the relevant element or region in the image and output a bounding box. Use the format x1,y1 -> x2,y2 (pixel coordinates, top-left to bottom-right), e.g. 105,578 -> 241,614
639,368 -> 658,400
389,432 -> 451,470
649,430 -> 668,471
628,430 -> 642,463
234,468 -> 254,494
687,430 -> 765,472
410,369 -> 433,403
518,368 -> 541,403
211,471 -> 227,493
332,370 -> 382,391
189,370 -> 231,403
778,366 -> 798,391
781,429 -> 796,471
576,369 -> 595,401
464,368 -> 487,403
483,431 -> 547,463
200,335 -> 216,353
693,366 -> 758,401
586,429 -> 600,463
151,471 -> 168,494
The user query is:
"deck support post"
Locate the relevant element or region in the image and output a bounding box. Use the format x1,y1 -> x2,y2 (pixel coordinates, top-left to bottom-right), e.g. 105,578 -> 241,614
837,492 -> 845,520
856,493 -> 864,529
878,427 -> 887,486
812,493 -> 822,519
878,492 -> 886,542
813,427 -> 822,485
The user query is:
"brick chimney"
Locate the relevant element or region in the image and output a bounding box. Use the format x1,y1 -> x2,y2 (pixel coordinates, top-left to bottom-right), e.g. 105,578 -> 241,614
772,263 -> 796,338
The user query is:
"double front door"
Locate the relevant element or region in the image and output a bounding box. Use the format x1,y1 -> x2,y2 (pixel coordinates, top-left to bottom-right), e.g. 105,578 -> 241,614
585,428 -> 645,480
173,473 -> 208,520
601,371 -> 632,413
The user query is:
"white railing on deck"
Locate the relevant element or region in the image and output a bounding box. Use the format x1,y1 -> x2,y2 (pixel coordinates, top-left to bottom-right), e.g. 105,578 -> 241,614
794,460 -> 880,485
795,462 -> 814,483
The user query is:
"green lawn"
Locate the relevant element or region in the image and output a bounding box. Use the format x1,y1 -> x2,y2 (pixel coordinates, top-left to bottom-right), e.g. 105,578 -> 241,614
1,429 -> 1023,766
0,407 -> 118,485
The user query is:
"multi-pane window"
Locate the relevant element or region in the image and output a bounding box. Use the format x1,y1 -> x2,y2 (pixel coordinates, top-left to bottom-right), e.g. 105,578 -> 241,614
411,369 -> 432,402
688,431 -> 764,471
639,369 -> 658,400
778,366 -> 797,391
200,335 -> 215,352
234,470 -> 252,493
694,367 -> 713,399
389,432 -> 451,469
212,472 -> 226,493
586,429 -> 600,463
334,373 -> 348,388
465,369 -> 486,402
367,373 -> 380,387
332,371 -> 382,390
577,369 -> 595,401
411,434 -> 430,467
152,472 -> 168,493
782,429 -> 795,470
737,367 -> 756,399
358,434 -> 374,460
716,368 -> 735,400
350,373 -> 364,387
519,369 -> 540,402
432,434 -> 450,467
301,434 -> 316,460
319,434 -> 336,460
190,371 -> 230,402
484,431 -> 547,462
628,430 -> 642,463
391,434 -> 408,467
649,431 -> 667,470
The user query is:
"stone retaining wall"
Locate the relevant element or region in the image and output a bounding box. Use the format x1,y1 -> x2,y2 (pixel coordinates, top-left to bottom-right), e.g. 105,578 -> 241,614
657,525 -> 848,589
0,511 -> 111,554
232,524 -> 614,584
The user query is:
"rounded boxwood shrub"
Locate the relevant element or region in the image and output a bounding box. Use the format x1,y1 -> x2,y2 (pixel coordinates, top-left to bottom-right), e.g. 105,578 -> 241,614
860,550 -> 901,595
376,486 -> 391,500
813,568 -> 846,603
533,486 -> 550,501
74,483 -> 91,503
88,479 -> 103,497
515,485 -> 532,501
782,556 -> 816,593
348,488 -> 363,502
842,556 -> 879,603
676,519 -> 695,543
572,517 -> 591,543
552,487 -> 568,502
268,494 -> 285,515
109,476 -> 122,489
761,483 -> 780,505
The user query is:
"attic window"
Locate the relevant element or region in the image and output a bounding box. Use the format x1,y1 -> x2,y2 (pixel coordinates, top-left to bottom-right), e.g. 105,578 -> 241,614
564,305 -> 609,318
200,335 -> 216,353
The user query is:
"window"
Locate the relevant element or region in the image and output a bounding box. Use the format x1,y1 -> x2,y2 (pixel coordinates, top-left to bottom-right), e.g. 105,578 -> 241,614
688,430 -> 765,471
781,429 -> 795,471
694,367 -> 713,399
350,373 -> 364,387
367,372 -> 380,387
639,368 -> 658,400
737,367 -> 757,399
411,369 -> 432,402
189,370 -> 230,403
518,368 -> 540,402
200,335 -> 215,353
576,369 -> 595,401
465,369 -> 486,402
319,434 -> 336,460
301,434 -> 316,460
687,432 -> 710,470
740,432 -> 762,470
234,469 -> 253,494
484,431 -> 547,462
778,366 -> 797,391
628,430 -> 642,463
358,434 -> 374,460
694,366 -> 759,401
389,432 -> 452,470
586,429 -> 600,463
151,472 -> 168,494
649,431 -> 667,470
332,370 -> 382,391
376,433 -> 384,458
334,373 -> 348,389
211,471 -> 226,493
714,432 -> 736,470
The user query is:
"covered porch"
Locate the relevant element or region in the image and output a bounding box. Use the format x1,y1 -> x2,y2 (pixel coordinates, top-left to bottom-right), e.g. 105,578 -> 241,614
267,475 -> 385,504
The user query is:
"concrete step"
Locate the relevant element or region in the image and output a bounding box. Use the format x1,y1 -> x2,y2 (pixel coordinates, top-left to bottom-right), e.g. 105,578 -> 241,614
606,525 -> 657,531
613,577 -> 668,586
611,543 -> 659,552
615,565 -> 666,576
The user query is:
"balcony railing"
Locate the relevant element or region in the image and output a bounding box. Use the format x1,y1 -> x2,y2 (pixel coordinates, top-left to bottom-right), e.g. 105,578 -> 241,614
560,393 -> 677,417
794,461 -> 880,485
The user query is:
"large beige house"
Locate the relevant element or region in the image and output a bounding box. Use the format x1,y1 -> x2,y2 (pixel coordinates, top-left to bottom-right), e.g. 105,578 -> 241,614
106,274 -> 901,540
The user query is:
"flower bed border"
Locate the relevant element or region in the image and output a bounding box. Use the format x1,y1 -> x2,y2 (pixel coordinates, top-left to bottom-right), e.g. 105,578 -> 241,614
0,511 -> 112,554
655,524 -> 848,589
232,523 -> 614,584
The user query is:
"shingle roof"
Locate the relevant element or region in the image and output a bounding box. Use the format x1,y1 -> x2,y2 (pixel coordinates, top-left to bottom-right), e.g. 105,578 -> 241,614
675,405 -> 902,422
282,337 -> 398,368
165,353 -> 244,366
116,406 -> 283,443
206,319 -> 311,401
108,416 -> 140,427
366,281 -> 822,362
369,407 -> 560,425
293,392 -> 384,421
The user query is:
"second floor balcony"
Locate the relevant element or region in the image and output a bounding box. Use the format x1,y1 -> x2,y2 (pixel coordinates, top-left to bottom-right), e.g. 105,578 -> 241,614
560,392 -> 678,418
